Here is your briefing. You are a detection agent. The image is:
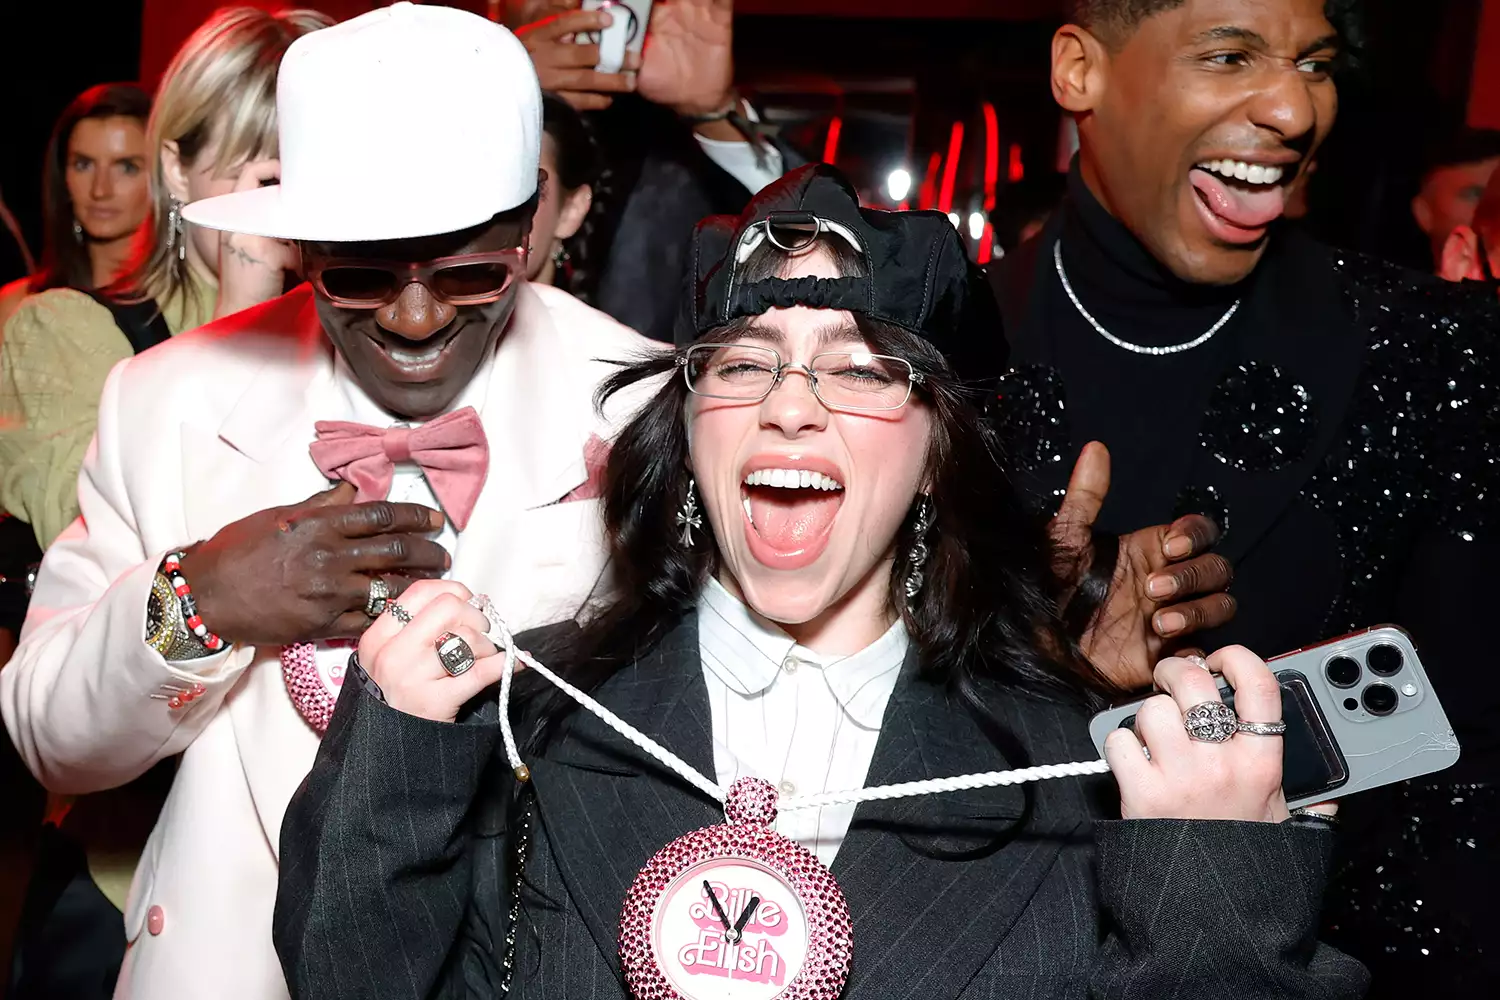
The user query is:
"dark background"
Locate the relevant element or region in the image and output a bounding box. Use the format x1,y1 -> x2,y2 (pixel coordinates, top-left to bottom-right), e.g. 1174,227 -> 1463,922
0,0 -> 1491,284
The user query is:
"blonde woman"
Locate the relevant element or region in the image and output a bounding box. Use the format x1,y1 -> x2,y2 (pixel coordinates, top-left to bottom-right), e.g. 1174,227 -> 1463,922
0,6 -> 331,550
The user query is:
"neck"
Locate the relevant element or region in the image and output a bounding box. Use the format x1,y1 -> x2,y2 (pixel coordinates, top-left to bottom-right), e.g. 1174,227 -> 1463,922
532,254 -> 557,288
1060,158 -> 1240,343
716,560 -> 899,657
87,235 -> 134,288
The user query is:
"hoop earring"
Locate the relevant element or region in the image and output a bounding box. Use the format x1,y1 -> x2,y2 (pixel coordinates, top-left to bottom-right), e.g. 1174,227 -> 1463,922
903,495 -> 933,604
676,479 -> 703,547
72,219 -> 84,244
166,199 -> 186,262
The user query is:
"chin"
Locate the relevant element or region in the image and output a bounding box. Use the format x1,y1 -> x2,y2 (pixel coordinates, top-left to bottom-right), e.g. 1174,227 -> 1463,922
730,562 -> 847,627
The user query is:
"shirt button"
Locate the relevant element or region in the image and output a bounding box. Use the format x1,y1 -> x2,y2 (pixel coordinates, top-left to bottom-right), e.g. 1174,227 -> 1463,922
782,657 -> 800,675
779,780 -> 797,797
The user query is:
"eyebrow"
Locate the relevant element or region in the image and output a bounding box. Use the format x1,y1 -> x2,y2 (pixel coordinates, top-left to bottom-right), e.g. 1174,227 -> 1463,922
741,318 -> 863,351
1190,26 -> 1341,59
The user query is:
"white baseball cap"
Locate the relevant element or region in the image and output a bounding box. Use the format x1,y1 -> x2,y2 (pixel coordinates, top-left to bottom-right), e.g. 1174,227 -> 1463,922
183,2 -> 542,243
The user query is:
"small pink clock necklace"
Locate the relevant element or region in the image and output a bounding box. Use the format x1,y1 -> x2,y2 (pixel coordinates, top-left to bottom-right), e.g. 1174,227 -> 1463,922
481,605 -> 1109,1000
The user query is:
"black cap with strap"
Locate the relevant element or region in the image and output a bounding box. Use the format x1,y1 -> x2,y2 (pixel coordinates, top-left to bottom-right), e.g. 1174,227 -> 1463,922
675,163 -> 1009,386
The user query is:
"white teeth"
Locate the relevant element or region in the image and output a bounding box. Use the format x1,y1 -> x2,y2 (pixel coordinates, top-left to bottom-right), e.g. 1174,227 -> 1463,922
744,468 -> 845,491
743,495 -> 754,525
1196,159 -> 1287,186
387,343 -> 444,363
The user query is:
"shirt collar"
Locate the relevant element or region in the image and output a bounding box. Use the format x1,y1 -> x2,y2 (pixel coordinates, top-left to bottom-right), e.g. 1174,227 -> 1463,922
697,577 -> 909,729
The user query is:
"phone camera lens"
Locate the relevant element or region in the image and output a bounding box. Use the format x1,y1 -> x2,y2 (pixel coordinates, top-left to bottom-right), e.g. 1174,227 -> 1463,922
1367,643 -> 1404,677
1326,656 -> 1362,688
1363,683 -> 1399,716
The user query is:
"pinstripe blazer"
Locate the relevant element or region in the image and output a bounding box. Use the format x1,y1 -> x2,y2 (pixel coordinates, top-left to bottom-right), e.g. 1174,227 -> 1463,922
274,618 -> 1368,999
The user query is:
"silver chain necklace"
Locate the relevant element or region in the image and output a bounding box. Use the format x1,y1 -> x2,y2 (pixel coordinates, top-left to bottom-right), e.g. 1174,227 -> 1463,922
1052,241 -> 1240,357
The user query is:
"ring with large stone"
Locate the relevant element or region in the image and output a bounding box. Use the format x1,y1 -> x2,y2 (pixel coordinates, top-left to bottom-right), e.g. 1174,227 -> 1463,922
1182,700 -> 1239,743
1236,719 -> 1288,737
364,576 -> 391,618
435,631 -> 476,677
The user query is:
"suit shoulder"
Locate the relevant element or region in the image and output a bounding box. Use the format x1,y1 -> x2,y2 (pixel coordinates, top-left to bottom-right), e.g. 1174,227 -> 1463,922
529,283 -> 660,359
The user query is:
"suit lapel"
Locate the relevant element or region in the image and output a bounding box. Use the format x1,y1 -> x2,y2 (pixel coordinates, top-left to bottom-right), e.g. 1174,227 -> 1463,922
526,617 -> 721,978
1180,235 -> 1366,564
835,667 -> 1087,999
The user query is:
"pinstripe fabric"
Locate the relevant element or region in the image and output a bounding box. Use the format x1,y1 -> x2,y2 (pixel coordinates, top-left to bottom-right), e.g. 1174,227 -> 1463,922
275,618 -> 1369,999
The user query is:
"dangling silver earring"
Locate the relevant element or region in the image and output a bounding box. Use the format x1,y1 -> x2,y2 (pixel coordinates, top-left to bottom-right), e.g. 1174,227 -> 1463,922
72,219 -> 84,243
166,200 -> 185,262
903,495 -> 933,604
675,479 -> 704,547
550,243 -> 571,269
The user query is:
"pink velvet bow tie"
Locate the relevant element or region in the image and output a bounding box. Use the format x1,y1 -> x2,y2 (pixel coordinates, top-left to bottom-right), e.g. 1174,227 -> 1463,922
309,406 -> 489,530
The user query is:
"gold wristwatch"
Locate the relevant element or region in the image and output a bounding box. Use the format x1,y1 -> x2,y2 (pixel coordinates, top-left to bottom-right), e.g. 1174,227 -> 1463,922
145,571 -> 216,661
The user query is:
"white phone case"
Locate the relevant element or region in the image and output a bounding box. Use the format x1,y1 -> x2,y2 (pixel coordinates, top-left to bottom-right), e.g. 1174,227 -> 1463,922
579,0 -> 654,75
1087,626 -> 1461,811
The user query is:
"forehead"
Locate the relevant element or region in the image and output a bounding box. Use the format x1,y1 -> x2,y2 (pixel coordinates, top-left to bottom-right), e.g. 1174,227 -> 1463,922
1122,0 -> 1335,50
69,116 -> 145,154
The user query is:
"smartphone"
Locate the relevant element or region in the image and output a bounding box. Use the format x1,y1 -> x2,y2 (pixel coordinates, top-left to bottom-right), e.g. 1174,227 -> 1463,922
1087,626 -> 1461,811
577,0 -> 654,75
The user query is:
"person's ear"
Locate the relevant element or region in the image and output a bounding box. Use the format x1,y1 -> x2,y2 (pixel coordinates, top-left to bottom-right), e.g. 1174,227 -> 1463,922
160,139 -> 191,204
1052,24 -> 1110,114
1411,191 -> 1434,235
555,183 -> 593,242
1439,225 -> 1485,282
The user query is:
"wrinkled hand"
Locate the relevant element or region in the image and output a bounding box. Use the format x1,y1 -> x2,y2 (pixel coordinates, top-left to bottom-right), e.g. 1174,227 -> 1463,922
1051,443 -> 1236,691
1105,647 -> 1288,823
179,482 -> 449,647
359,580 -> 507,722
517,8 -> 639,112
214,158 -> 298,319
637,0 -> 733,116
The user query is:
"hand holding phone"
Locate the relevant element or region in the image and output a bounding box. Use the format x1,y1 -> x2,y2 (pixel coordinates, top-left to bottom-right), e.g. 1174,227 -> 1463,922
1102,647 -> 1292,823
578,0 -> 653,75
515,6 -> 638,112
1090,626 -> 1460,812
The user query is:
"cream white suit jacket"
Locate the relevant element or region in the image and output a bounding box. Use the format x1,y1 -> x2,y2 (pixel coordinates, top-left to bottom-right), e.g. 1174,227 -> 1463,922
0,281 -> 657,999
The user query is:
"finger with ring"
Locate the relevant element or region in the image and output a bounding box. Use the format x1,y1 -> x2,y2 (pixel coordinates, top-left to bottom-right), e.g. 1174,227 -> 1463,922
385,601 -> 414,625
1182,700 -> 1239,743
364,576 -> 391,618
436,631 -> 477,677
1236,719 -> 1288,737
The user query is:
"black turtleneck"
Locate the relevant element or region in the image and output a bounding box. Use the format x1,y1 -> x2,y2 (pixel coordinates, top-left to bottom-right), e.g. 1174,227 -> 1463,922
1045,165 -> 1254,533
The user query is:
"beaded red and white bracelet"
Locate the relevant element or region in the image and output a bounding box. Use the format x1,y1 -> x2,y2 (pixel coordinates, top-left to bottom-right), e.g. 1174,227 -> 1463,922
162,551 -> 225,652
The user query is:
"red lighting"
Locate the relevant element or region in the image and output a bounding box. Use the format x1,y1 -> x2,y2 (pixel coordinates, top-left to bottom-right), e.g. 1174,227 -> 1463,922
938,122 -> 964,214
1008,142 -> 1025,183
917,151 -> 942,211
823,116 -> 843,165
977,221 -> 994,265
982,102 -> 999,211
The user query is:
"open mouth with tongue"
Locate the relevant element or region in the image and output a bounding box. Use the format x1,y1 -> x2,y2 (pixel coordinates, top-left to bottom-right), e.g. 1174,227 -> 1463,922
1189,157 -> 1296,246
740,463 -> 846,571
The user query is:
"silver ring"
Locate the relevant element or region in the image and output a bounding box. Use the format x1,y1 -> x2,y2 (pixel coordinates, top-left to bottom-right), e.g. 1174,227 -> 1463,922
1183,654 -> 1211,672
1182,700 -> 1239,743
385,602 -> 413,625
436,631 -> 475,677
1236,719 -> 1288,737
364,577 -> 391,618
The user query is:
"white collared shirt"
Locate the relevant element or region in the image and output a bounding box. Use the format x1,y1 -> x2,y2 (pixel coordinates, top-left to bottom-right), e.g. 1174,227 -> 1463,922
330,347 -> 498,559
698,577 -> 908,867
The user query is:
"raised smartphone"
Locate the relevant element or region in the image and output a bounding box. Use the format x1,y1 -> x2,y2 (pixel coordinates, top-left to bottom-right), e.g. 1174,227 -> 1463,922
1087,626 -> 1461,811
578,0 -> 654,75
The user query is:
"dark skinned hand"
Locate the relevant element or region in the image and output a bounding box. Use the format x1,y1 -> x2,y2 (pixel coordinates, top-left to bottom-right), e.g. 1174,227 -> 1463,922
516,8 -> 641,112
1051,442 -> 1236,691
178,482 -> 450,648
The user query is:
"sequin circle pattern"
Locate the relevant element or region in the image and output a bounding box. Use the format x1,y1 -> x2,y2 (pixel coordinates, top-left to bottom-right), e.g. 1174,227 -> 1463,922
1173,483 -> 1231,541
280,641 -> 336,734
619,777 -> 852,1000
1200,361 -> 1316,472
993,365 -> 1072,473
1182,701 -> 1239,744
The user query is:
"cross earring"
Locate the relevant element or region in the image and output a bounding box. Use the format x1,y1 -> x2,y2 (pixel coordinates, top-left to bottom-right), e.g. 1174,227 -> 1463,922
676,479 -> 703,547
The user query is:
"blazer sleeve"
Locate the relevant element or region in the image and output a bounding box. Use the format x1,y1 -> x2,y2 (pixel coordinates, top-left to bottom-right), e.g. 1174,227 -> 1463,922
1087,818 -> 1369,999
0,357 -> 250,794
274,674 -> 513,1000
